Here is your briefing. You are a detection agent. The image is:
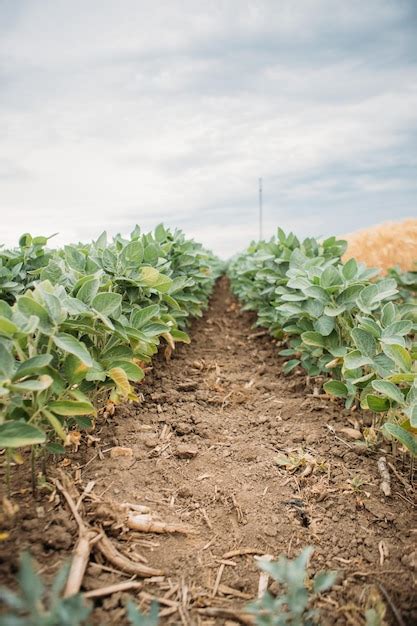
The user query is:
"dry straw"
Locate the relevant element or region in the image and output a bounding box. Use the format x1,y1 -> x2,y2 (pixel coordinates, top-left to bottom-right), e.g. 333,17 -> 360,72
343,218 -> 417,274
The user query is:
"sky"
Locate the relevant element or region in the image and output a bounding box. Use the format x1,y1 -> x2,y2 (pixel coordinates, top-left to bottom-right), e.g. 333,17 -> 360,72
0,0 -> 416,258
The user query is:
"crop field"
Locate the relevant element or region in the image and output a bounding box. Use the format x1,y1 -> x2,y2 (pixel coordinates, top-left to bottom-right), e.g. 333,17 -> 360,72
0,225 -> 416,626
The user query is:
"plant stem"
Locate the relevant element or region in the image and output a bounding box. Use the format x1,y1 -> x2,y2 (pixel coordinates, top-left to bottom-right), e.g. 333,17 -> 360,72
31,446 -> 37,497
5,450 -> 11,497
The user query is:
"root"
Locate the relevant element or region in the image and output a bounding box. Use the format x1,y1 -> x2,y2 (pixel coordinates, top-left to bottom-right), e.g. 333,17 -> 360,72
127,513 -> 193,535
96,533 -> 164,577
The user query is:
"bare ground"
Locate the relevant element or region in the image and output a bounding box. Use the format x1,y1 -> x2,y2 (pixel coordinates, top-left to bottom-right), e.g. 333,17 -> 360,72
1,278 -> 416,625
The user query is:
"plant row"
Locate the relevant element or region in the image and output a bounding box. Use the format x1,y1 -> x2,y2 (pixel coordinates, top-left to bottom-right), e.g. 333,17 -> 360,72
228,229 -> 417,455
0,226 -> 220,457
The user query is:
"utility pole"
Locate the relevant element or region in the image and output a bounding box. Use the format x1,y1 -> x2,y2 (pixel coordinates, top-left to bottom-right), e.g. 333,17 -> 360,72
258,177 -> 263,240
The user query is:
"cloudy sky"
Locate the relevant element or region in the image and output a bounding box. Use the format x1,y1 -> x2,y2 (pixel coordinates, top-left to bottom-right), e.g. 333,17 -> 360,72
1,0 -> 416,257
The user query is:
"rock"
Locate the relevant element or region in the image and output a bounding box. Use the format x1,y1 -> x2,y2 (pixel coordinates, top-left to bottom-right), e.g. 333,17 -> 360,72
175,444 -> 198,459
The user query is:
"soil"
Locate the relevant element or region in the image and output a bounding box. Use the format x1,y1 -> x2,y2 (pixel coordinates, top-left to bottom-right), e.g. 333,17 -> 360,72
1,277 -> 416,626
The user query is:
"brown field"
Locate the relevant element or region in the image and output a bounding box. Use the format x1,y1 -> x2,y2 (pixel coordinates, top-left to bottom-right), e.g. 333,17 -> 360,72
343,218 -> 417,273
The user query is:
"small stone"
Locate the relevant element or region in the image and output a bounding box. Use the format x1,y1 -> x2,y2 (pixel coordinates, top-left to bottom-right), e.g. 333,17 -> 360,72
175,444 -> 198,459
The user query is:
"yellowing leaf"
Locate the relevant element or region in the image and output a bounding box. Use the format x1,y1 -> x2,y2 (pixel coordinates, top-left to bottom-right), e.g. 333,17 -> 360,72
108,367 -> 131,398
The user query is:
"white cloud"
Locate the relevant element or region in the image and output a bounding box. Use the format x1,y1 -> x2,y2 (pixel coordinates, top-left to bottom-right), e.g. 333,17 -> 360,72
0,0 -> 416,256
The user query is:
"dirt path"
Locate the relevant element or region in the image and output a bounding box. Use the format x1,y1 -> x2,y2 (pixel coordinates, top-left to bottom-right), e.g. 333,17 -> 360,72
1,278 -> 416,625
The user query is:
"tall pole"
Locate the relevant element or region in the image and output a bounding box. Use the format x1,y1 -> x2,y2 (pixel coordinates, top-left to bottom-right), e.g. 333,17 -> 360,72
259,177 -> 263,240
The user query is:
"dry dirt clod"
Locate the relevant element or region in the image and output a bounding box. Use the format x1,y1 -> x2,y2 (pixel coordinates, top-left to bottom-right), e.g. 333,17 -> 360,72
177,381 -> 199,391
110,447 -> 133,458
174,444 -> 198,459
339,427 -> 363,440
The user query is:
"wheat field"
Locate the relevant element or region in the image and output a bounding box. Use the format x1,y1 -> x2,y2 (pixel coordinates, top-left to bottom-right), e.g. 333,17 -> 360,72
343,218 -> 417,273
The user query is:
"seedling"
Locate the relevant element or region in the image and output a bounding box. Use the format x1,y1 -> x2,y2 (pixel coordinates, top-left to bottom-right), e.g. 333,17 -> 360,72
247,547 -> 338,625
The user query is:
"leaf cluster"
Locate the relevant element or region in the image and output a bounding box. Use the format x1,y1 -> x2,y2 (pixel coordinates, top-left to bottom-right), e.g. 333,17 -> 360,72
229,228 -> 417,455
0,225 -> 219,453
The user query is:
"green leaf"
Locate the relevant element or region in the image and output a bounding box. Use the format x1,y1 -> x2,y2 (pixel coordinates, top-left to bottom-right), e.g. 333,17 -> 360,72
344,350 -> 373,370
131,304 -> 160,328
47,442 -> 66,455
324,304 -> 346,317
313,570 -> 338,593
351,328 -> 377,358
366,394 -> 390,412
304,286 -> 330,303
342,258 -> 358,280
0,344 -> 15,378
72,416 -> 92,429
408,404 -> 417,429
0,421 -> 46,448
92,292 -> 122,317
382,423 -> 417,456
386,372 -> 416,384
155,223 -> 167,242
301,331 -> 325,348
14,355 -> 53,379
52,334 -> 93,367
64,245 -> 86,272
381,301 -> 396,327
17,296 -> 52,334
320,266 -> 342,288
121,240 -> 144,265
10,376 -> 53,393
48,400 -> 96,416
170,329 -> 191,343
76,277 -> 100,305
313,315 -> 335,336
43,410 -> 67,442
382,320 -> 412,337
371,380 -> 404,404
0,316 -> 19,336
382,344 -> 412,372
110,361 -> 145,382
323,380 -> 348,397
336,284 -> 364,305
144,244 -> 159,264
283,359 -> 300,374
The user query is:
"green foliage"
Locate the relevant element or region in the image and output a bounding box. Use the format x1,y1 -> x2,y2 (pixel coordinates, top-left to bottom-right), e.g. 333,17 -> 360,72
126,602 -> 159,626
247,547 -> 337,626
0,553 -> 91,626
0,554 -> 161,626
229,228 -> 417,456
0,225 -> 220,455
